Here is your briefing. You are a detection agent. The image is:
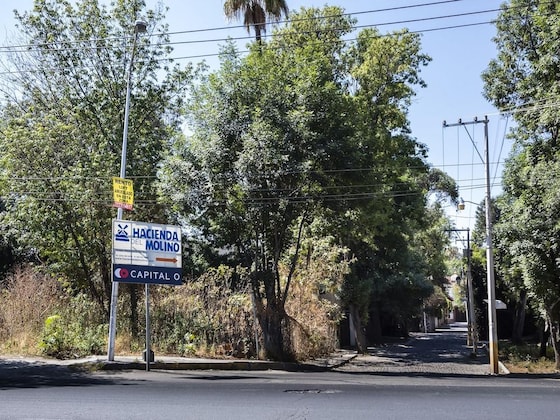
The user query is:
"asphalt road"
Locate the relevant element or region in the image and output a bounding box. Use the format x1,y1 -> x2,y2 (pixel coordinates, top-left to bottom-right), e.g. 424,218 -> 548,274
1,326 -> 559,419
1,366 -> 560,419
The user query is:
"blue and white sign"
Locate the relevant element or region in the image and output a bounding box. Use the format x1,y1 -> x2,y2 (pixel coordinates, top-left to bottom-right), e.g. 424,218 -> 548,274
112,220 -> 182,285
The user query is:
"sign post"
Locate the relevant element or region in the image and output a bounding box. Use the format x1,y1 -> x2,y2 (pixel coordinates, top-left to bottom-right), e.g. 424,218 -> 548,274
112,220 -> 182,370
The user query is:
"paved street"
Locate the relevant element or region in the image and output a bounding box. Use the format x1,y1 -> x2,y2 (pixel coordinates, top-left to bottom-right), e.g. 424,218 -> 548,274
339,323 -> 492,375
2,323 -> 560,419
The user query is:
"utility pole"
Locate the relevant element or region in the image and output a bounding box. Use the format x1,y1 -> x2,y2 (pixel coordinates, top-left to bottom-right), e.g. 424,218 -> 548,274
446,228 -> 477,355
443,116 -> 499,374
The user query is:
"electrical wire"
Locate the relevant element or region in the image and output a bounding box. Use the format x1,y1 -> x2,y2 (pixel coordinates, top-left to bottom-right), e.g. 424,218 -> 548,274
0,1 -> 517,213
0,0 -> 475,53
492,115 -> 509,188
0,20 -> 495,77
0,4 -> 509,59
0,161 -> 506,185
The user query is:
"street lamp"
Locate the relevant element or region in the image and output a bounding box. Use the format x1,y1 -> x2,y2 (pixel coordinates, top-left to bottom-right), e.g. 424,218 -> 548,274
457,198 -> 482,212
107,19 -> 148,362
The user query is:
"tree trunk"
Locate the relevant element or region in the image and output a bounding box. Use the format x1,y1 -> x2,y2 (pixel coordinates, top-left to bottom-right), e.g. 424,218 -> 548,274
539,321 -> 549,358
511,289 -> 527,344
258,305 -> 292,361
349,304 -> 367,353
252,269 -> 293,361
551,327 -> 560,370
546,312 -> 560,369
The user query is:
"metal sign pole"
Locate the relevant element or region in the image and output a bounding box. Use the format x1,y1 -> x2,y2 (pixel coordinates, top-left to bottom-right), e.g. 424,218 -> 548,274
146,283 -> 151,372
107,20 -> 147,362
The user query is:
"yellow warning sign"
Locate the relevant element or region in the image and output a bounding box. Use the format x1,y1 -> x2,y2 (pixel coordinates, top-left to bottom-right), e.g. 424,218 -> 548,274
112,177 -> 134,210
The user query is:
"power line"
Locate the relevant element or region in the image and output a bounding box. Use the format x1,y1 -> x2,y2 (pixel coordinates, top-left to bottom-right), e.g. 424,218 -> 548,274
0,20 -> 495,77
172,0 -> 468,36
0,0 -> 467,52
1,187 -> 432,206
1,160 -> 508,184
0,8 -> 500,56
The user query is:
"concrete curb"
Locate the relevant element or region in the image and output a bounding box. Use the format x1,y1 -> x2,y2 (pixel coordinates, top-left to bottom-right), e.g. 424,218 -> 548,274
67,351 -> 359,373
498,361 -> 510,375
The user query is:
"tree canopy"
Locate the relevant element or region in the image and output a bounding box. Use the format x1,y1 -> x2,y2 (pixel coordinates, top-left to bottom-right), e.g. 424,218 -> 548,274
0,0 -> 193,309
0,1 -> 459,361
159,5 -> 453,359
483,0 -> 560,367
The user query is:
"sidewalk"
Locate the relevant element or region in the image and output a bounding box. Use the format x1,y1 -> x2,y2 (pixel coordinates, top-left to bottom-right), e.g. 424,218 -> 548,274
0,349 -> 358,373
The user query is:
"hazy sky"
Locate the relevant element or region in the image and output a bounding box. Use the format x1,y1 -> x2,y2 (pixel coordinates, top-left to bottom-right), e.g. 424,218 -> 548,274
0,0 -> 510,232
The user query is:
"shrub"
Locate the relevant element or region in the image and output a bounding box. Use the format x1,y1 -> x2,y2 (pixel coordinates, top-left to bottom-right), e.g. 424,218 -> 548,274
39,315 -> 68,357
284,238 -> 348,360
149,266 -> 257,358
0,265 -> 106,358
1,239 -> 348,362
0,266 -> 61,354
39,294 -> 107,359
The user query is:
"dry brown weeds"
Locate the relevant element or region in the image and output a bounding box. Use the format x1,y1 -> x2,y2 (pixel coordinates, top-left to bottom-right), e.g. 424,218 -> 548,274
0,266 -> 62,354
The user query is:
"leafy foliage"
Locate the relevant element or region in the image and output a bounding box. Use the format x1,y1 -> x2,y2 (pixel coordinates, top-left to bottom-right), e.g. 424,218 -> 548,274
160,6 -> 445,358
483,0 -> 560,367
0,0 -> 193,309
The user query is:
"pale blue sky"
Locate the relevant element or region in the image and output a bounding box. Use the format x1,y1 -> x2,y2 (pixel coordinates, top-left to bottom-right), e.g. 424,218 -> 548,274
1,0 -> 509,231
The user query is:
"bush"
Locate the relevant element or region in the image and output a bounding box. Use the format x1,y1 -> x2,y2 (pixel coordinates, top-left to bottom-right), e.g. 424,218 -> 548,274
1,242 -> 348,362
499,340 -> 556,373
149,266 -> 257,358
39,311 -> 107,359
39,315 -> 68,357
284,238 -> 348,360
0,266 -> 61,354
0,265 -> 107,358
39,294 -> 107,359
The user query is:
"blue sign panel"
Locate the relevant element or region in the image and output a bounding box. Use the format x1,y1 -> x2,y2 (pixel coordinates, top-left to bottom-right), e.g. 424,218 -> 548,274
113,264 -> 182,286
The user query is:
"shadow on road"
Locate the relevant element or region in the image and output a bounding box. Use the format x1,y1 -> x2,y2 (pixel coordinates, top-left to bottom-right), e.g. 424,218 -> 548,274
0,359 -> 119,389
336,324 -> 495,377
370,332 -> 487,364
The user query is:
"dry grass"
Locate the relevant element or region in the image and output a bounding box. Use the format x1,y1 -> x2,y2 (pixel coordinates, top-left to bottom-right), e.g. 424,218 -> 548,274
500,341 -> 558,374
147,267 -> 258,358
0,266 -> 62,355
0,241 -> 349,362
284,240 -> 349,360
505,359 -> 557,374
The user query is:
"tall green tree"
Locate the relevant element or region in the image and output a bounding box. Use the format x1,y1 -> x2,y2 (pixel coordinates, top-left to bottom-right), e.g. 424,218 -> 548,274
483,0 -> 560,367
0,0 -> 193,313
160,6 -> 433,359
224,0 -> 289,43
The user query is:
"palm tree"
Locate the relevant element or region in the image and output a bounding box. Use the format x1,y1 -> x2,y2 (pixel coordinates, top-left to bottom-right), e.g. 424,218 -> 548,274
224,0 -> 289,44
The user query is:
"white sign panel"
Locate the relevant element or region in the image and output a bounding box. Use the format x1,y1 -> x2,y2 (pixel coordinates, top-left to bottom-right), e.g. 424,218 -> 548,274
112,220 -> 182,285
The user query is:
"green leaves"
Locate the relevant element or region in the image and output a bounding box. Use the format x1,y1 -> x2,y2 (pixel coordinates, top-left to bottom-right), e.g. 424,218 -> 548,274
161,5 -> 440,350
486,3 -> 560,364
0,0 -> 192,304
483,0 -> 560,143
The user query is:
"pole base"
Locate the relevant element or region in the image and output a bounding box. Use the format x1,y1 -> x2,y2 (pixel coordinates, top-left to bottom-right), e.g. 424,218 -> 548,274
143,349 -> 154,363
